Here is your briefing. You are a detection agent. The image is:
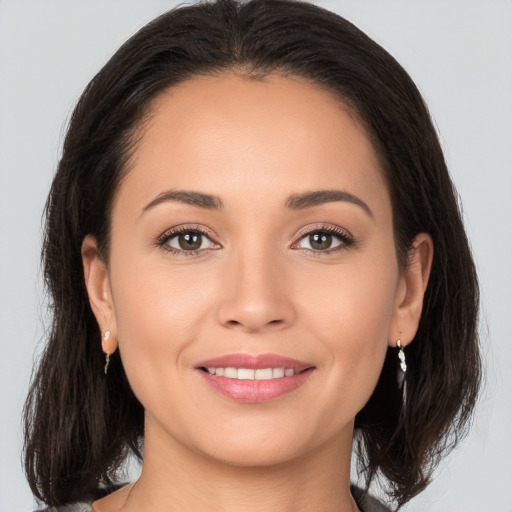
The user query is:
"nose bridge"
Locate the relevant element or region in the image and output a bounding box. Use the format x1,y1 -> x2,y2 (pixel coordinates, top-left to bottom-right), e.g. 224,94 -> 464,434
217,239 -> 294,332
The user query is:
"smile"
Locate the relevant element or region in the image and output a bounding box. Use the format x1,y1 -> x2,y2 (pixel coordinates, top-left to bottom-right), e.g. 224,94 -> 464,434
202,367 -> 298,379
196,353 -> 315,403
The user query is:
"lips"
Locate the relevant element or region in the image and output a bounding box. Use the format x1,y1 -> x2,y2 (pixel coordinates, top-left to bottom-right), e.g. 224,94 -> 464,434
195,353 -> 315,403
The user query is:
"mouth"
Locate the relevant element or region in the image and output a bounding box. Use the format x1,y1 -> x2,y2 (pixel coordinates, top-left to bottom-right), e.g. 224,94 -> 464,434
195,353 -> 315,403
199,366 -> 304,379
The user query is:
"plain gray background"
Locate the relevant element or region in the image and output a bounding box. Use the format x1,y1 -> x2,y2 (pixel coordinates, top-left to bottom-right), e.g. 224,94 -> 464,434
1,1 -> 511,510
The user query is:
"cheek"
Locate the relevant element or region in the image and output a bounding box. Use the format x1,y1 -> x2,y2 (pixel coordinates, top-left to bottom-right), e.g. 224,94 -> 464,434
301,248 -> 399,341
108,251 -> 217,402
299,248 -> 399,407
111,242 -> 215,333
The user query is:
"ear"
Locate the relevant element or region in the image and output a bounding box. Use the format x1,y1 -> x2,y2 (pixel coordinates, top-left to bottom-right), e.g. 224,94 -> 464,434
81,235 -> 118,355
388,233 -> 434,348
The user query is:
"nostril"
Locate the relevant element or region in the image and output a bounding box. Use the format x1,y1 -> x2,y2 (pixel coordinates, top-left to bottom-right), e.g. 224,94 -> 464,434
224,318 -> 284,330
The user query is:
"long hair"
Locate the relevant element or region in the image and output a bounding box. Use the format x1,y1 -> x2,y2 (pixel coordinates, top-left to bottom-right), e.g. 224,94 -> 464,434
24,0 -> 481,508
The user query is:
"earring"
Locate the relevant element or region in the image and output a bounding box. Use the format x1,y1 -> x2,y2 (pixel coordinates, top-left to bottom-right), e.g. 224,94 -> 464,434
397,339 -> 407,376
396,339 -> 407,408
104,352 -> 111,375
103,331 -> 111,375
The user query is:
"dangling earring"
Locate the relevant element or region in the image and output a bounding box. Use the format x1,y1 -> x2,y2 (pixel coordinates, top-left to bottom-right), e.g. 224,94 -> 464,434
396,339 -> 407,407
397,339 -> 407,381
104,352 -> 111,375
103,331 -> 111,375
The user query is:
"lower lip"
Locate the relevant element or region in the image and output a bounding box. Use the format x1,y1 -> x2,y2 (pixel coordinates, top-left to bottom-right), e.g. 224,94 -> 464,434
197,369 -> 314,403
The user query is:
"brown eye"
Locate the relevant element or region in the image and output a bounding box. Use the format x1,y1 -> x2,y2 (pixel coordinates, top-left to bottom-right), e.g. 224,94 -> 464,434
163,229 -> 218,253
309,233 -> 333,250
293,228 -> 352,253
176,232 -> 202,250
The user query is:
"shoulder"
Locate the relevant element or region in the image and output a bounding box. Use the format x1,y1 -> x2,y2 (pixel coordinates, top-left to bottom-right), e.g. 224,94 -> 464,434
34,503 -> 93,512
33,483 -> 125,512
34,486 -> 388,512
351,485 -> 392,512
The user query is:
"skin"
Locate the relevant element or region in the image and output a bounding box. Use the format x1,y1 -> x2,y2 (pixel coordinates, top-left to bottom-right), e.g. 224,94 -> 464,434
82,73 -> 433,512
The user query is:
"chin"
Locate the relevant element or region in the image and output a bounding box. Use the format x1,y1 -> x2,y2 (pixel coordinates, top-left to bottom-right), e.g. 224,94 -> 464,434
187,417 -> 328,469
198,439 -> 305,468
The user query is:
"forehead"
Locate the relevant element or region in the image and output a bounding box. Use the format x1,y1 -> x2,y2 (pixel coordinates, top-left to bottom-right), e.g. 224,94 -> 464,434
117,73 -> 389,216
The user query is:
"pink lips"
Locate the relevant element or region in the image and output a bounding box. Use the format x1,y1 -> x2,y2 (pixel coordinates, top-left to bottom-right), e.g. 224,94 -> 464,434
196,353 -> 315,403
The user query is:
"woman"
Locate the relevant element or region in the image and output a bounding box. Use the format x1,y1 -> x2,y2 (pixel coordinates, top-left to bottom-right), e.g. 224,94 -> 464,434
23,0 -> 481,510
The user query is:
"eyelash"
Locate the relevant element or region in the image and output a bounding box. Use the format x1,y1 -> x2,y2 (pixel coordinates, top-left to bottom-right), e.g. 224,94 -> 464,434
156,225 -> 219,257
156,224 -> 355,257
293,224 -> 355,255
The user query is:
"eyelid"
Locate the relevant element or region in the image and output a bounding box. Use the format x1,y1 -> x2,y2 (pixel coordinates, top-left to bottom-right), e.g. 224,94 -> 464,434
156,224 -> 222,255
290,223 -> 355,252
294,223 -> 352,240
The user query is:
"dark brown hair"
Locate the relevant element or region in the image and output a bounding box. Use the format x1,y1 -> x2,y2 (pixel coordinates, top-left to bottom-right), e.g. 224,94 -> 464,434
24,0 -> 481,508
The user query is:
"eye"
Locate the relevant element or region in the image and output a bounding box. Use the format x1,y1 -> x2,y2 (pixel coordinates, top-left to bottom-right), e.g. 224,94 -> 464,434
292,225 -> 354,253
157,226 -> 220,255
300,232 -> 340,251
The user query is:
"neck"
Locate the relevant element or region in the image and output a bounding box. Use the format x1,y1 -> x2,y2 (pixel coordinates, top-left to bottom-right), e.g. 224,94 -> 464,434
121,415 -> 359,512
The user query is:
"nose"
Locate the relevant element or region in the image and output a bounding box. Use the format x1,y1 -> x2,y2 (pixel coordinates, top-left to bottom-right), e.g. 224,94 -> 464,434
216,247 -> 296,333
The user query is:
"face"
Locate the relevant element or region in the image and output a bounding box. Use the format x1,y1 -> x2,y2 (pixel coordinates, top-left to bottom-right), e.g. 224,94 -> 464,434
87,73 -> 412,467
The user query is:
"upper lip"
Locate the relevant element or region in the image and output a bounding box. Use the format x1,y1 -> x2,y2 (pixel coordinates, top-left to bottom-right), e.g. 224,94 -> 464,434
196,353 -> 314,372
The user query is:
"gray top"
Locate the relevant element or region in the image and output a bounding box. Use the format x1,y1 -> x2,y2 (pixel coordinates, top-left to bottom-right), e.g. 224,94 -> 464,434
40,505 -> 93,512
37,487 -> 391,512
351,486 -> 392,512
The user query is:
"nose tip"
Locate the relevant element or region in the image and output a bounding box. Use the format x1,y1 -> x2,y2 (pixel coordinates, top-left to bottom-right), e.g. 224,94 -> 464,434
216,255 -> 295,333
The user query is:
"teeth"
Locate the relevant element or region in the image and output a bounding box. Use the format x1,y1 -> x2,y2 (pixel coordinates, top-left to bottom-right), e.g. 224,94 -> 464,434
255,368 -> 273,380
272,367 -> 284,378
224,367 -> 238,378
237,368 -> 255,380
205,367 -> 299,380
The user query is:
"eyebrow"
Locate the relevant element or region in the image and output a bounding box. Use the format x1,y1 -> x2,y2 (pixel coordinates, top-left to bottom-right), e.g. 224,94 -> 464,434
141,190 -> 225,214
141,188 -> 373,218
285,190 -> 374,218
